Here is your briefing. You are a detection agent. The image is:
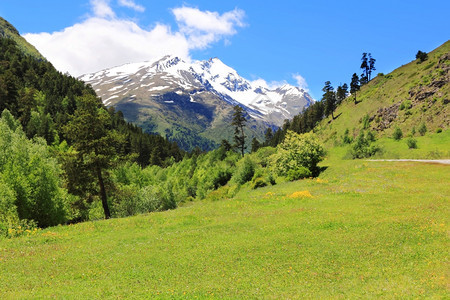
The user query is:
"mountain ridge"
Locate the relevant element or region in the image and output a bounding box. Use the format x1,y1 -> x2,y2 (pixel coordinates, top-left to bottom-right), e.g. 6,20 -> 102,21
80,55 -> 314,150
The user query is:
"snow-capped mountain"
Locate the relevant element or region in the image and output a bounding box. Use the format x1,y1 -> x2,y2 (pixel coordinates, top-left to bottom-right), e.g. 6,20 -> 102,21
79,56 -> 314,150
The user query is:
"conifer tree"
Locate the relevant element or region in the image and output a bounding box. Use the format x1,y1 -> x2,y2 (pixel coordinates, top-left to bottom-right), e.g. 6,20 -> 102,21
232,105 -> 247,156
350,73 -> 360,104
322,81 -> 336,119
336,83 -> 348,104
368,54 -> 376,81
64,94 -> 124,219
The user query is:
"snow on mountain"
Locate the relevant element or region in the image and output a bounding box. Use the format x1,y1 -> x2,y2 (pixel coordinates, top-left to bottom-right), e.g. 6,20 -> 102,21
80,55 -> 314,126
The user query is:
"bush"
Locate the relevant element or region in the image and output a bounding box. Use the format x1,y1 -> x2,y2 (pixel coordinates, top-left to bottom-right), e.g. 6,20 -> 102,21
399,100 -> 412,110
392,127 -> 403,140
416,50 -> 428,63
286,167 -> 312,181
418,123 -> 427,136
436,128 -> 442,133
350,131 -> 380,159
362,114 -> 370,129
406,138 -> 418,149
233,156 -> 255,185
341,128 -> 353,144
251,177 -> 268,189
272,131 -> 326,176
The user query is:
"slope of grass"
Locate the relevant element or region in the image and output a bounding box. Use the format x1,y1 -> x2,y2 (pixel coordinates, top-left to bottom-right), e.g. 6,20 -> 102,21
0,17 -> 45,60
1,156 -> 448,298
317,40 -> 449,146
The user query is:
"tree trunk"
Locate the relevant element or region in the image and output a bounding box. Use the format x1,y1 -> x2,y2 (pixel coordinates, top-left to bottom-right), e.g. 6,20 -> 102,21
96,163 -> 111,219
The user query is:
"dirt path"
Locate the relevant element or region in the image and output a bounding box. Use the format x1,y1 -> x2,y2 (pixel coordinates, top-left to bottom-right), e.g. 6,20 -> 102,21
367,159 -> 450,165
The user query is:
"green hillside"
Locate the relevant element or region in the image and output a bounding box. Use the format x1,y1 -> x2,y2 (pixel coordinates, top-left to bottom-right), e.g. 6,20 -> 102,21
316,41 -> 449,148
0,153 -> 448,298
0,17 -> 45,60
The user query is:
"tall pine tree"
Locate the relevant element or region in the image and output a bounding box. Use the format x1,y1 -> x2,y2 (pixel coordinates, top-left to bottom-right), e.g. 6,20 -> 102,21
350,73 -> 360,104
64,94 -> 124,219
232,105 -> 247,156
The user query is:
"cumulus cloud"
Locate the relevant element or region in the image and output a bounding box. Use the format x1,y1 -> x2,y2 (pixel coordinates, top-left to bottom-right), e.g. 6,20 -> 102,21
172,6 -> 245,48
91,0 -> 115,18
117,0 -> 145,12
292,73 -> 309,91
23,1 -> 245,76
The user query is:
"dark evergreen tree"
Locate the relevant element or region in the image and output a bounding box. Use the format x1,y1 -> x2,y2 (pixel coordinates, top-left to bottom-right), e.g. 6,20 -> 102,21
322,81 -> 336,119
368,54 -> 376,81
350,73 -> 360,104
231,105 -> 247,156
416,50 -> 428,63
251,137 -> 261,153
64,94 -> 125,219
264,128 -> 273,146
360,53 -> 369,85
336,83 -> 348,104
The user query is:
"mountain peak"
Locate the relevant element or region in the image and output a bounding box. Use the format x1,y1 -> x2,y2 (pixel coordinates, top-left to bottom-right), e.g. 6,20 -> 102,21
80,55 -> 313,126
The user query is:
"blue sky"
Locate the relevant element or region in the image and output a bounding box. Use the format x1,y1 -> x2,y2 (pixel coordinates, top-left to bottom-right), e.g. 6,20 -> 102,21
1,0 -> 448,99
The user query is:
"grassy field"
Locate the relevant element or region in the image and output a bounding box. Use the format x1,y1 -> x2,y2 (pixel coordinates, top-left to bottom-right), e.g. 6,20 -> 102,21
1,150 -> 448,299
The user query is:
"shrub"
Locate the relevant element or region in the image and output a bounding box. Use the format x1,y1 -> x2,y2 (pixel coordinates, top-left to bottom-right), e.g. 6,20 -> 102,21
286,167 -> 312,181
393,127 -> 403,140
212,168 -> 232,189
406,138 -> 418,149
350,131 -> 380,159
233,156 -> 255,185
416,50 -> 428,63
410,127 -> 416,137
341,128 -> 353,144
361,114 -> 370,129
418,123 -> 427,136
399,100 -> 412,110
271,131 -> 325,176
436,128 -> 442,133
251,177 -> 268,189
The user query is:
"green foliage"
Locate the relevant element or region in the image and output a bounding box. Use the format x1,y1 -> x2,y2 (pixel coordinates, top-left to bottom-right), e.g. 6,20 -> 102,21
341,128 -> 353,144
350,131 -> 381,159
406,137 -> 418,149
392,127 -> 403,140
232,105 -> 247,156
361,114 -> 370,129
399,100 -> 412,110
436,128 -> 442,133
250,177 -> 267,189
286,167 -> 312,181
418,123 -> 427,136
272,131 -> 326,176
416,50 -> 428,63
0,110 -> 69,228
233,156 -> 255,185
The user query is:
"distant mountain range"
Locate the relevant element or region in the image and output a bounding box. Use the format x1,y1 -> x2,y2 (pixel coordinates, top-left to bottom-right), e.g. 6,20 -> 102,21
80,56 -> 314,150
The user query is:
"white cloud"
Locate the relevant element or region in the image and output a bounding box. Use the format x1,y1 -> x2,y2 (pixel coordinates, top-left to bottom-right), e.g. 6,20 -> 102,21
251,78 -> 288,90
118,0 -> 145,12
23,2 -> 244,76
292,73 -> 309,91
91,0 -> 115,18
172,6 -> 245,49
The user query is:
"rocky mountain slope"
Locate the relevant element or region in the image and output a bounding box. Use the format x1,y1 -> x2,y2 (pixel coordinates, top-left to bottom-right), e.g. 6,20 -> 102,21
314,40 -> 449,146
80,56 -> 314,150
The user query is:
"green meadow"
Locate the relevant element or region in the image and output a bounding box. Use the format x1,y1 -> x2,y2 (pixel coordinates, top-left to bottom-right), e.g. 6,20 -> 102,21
1,150 -> 448,299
